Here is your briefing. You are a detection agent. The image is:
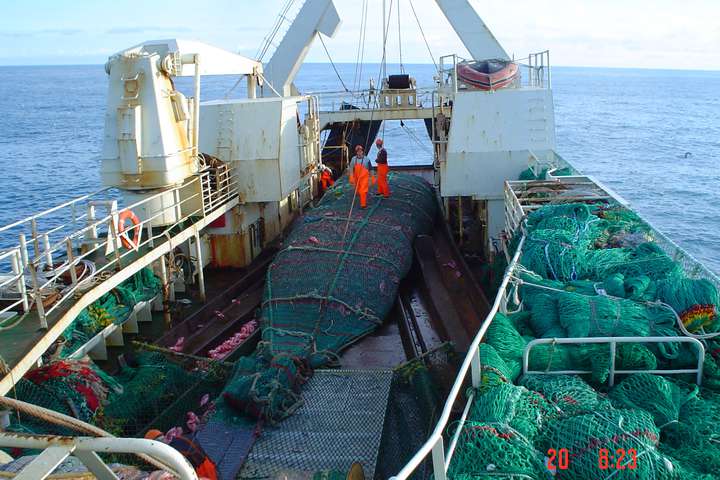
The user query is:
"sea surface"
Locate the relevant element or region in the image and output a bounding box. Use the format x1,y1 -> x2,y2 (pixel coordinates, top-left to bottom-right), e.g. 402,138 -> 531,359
0,63 -> 718,272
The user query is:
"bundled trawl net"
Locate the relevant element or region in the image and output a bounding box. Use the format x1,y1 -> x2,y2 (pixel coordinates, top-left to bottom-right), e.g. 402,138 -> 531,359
220,173 -> 436,423
449,198 -> 720,478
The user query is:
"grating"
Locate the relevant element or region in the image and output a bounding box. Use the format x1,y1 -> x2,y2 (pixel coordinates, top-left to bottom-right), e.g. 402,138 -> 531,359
239,369 -> 393,479
196,418 -> 257,480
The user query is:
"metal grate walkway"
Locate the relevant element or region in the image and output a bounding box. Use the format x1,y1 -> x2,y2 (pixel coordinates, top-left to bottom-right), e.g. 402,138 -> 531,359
239,369 -> 393,479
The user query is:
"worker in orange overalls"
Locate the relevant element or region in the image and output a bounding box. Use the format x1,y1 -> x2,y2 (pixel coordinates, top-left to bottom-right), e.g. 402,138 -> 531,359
145,429 -> 217,480
349,144 -> 375,209
374,137 -> 391,198
320,165 -> 334,192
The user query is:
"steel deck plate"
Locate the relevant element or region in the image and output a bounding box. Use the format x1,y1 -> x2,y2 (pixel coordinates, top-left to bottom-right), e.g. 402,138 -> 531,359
239,369 -> 393,479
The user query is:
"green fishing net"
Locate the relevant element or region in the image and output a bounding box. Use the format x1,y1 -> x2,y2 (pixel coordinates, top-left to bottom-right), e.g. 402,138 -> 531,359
539,408 -> 678,479
467,383 -> 552,442
609,373 -> 693,428
450,199 -> 720,479
447,421 -> 548,479
661,389 -> 720,476
6,359 -> 121,435
101,352 -> 227,436
60,268 -> 161,355
220,173 -> 436,424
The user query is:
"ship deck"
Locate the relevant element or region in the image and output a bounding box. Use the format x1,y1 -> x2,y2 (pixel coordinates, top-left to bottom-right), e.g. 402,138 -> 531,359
0,166 -> 239,395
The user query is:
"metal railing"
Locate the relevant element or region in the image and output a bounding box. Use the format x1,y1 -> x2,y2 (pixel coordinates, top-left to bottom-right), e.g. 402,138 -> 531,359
523,336 -> 705,386
312,87 -> 436,114
393,158 -> 716,480
0,433 -> 198,479
437,50 -> 552,97
390,235 -> 527,480
0,164 -> 237,332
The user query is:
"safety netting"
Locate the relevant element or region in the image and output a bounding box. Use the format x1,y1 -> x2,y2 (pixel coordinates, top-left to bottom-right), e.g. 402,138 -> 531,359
217,173 -> 436,424
58,269 -> 161,356
446,198 -> 720,478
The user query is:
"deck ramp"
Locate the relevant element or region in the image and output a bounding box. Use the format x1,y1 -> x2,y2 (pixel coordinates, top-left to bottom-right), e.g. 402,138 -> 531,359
238,369 -> 393,479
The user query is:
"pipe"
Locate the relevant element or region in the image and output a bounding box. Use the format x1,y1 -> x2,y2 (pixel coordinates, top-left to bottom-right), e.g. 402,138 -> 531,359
193,54 -> 201,159
0,396 -> 180,475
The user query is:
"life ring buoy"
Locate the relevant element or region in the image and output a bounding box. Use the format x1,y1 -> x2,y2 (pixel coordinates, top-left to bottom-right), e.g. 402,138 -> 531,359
118,209 -> 141,249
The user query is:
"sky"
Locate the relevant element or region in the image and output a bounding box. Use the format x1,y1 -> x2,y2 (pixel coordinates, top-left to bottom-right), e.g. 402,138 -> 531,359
0,0 -> 718,70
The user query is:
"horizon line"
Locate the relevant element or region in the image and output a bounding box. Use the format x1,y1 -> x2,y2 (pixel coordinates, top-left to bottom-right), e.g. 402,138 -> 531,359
0,61 -> 719,73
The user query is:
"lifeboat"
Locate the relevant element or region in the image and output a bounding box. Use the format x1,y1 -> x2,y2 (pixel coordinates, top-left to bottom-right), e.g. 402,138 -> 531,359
456,59 -> 519,90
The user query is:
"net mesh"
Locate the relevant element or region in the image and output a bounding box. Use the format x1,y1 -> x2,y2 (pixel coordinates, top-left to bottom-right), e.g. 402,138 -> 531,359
448,198 -> 720,479
218,173 -> 436,424
60,269 -> 161,356
6,351 -> 229,441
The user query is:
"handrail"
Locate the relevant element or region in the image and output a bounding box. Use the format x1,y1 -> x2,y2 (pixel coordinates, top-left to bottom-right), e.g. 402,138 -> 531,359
0,163 -> 238,331
523,336 -> 705,386
0,433 -> 198,479
390,234 -> 527,480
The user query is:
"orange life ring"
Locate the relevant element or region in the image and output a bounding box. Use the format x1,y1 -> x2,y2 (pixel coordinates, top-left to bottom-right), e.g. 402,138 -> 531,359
118,209 -> 141,249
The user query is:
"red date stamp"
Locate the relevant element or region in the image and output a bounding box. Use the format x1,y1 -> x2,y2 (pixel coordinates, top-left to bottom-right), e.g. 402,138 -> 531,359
546,448 -> 638,471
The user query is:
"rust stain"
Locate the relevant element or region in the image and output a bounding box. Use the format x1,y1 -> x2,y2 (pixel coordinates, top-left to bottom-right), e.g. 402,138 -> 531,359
209,233 -> 248,268
0,431 -> 76,445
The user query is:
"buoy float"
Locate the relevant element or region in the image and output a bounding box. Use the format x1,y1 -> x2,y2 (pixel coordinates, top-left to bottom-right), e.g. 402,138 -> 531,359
118,209 -> 141,249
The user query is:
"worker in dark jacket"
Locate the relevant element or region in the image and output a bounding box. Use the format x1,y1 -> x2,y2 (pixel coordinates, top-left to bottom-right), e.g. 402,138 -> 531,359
145,429 -> 218,480
374,138 -> 391,198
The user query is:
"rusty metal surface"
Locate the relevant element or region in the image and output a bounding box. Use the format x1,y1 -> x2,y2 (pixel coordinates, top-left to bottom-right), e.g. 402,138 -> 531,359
156,250 -> 273,351
181,282 -> 263,357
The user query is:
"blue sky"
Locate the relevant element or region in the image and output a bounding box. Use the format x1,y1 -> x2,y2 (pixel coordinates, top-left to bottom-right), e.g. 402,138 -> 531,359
1,0 -> 718,70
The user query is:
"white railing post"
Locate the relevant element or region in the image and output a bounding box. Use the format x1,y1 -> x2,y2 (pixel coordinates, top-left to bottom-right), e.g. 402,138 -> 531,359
42,233 -> 53,270
431,437 -> 447,480
11,249 -> 29,313
193,232 -> 206,302
608,341 -> 617,387
470,348 -> 482,388
64,238 -> 78,287
28,261 -> 47,329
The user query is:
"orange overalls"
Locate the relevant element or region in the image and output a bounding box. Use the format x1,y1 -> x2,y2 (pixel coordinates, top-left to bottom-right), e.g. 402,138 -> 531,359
349,155 -> 375,208
375,147 -> 390,197
376,164 -> 390,197
320,169 -> 334,192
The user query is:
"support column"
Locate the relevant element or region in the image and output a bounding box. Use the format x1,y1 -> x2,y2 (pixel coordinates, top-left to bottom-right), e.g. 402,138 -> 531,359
193,233 -> 206,302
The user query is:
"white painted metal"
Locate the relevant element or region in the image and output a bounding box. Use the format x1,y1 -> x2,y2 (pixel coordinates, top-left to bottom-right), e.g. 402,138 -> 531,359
200,97 -> 319,203
434,0 -> 509,61
319,106 -> 436,129
0,165 -> 237,395
523,336 -> 706,386
0,434 -> 197,480
263,0 -> 341,97
13,445 -> 74,480
102,40 -> 261,192
107,39 -> 261,77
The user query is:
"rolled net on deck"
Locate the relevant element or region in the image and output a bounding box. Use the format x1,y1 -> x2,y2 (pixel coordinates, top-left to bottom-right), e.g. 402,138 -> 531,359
218,173 -> 436,424
447,199 -> 720,478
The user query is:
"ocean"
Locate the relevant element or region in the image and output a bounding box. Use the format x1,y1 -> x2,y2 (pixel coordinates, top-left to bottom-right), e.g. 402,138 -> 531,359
0,63 -> 718,271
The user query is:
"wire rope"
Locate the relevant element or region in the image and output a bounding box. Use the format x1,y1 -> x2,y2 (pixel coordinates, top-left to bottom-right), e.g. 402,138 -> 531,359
408,0 -> 437,69
318,34 -> 350,92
